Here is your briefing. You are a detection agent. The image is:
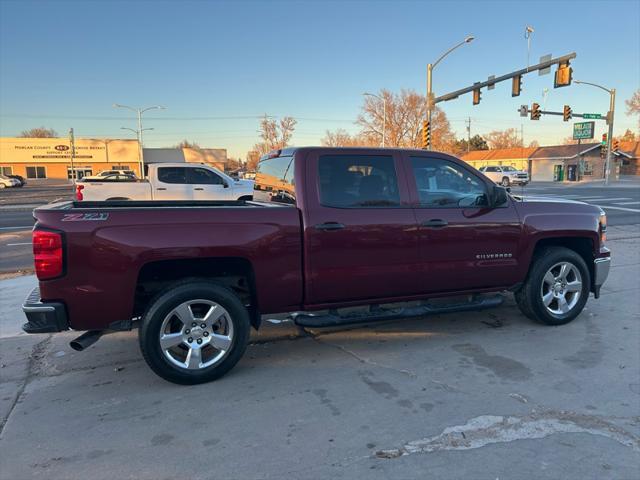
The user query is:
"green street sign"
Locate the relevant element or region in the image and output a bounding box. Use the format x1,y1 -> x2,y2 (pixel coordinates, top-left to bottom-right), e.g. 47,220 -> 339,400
582,113 -> 602,119
573,121 -> 595,140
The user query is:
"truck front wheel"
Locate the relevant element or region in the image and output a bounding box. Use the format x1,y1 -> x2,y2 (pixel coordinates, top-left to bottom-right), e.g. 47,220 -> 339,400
139,282 -> 250,384
515,247 -> 590,325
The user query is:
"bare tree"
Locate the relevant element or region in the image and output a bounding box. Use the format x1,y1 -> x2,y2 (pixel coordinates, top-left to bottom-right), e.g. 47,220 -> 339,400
616,129 -> 636,143
562,136 -> 580,145
252,115 -> 297,155
626,89 -> 640,132
528,140 -> 540,148
356,89 -> 455,151
18,127 -> 57,138
321,128 -> 377,147
485,128 -> 523,149
174,139 -> 200,149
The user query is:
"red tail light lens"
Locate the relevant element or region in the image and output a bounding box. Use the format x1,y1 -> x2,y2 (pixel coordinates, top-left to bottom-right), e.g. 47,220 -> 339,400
75,184 -> 84,201
33,230 -> 63,280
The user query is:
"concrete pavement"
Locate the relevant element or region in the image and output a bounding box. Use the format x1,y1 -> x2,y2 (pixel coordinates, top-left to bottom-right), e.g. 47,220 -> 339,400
0,226 -> 638,479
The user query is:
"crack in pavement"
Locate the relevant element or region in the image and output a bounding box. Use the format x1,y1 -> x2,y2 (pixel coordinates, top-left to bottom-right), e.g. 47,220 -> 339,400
376,409 -> 640,458
310,335 -> 417,378
0,334 -> 51,436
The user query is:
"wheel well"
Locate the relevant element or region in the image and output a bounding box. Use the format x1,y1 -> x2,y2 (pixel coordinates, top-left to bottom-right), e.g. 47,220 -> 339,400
134,257 -> 260,329
238,195 -> 253,201
533,237 -> 595,286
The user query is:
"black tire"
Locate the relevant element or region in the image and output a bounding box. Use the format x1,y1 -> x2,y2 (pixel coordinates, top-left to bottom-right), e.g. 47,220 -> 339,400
515,246 -> 590,326
139,281 -> 250,385
501,177 -> 510,187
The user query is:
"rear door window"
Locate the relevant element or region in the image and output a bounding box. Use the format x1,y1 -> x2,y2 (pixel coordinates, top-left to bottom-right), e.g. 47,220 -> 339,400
318,155 -> 400,208
158,167 -> 187,184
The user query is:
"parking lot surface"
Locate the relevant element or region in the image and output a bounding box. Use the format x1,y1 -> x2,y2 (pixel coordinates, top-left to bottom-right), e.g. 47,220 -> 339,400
0,225 -> 638,479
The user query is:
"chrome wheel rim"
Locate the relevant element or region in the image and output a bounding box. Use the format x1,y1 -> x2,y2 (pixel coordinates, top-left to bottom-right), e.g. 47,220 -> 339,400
540,262 -> 583,316
159,299 -> 234,370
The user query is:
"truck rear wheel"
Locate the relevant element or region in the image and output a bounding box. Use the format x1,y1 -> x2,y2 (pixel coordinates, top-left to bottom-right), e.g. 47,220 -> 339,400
515,247 -> 590,326
139,281 -> 250,384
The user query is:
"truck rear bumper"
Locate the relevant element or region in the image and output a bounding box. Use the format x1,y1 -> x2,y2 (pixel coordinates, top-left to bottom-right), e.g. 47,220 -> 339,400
593,257 -> 611,298
22,287 -> 69,333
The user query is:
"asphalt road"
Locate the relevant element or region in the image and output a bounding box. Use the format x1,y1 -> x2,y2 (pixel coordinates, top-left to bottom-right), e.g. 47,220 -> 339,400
0,224 -> 638,479
1,179 -> 639,273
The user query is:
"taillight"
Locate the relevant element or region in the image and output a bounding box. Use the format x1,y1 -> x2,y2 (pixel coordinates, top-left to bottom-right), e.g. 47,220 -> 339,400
33,230 -> 63,280
75,184 -> 84,201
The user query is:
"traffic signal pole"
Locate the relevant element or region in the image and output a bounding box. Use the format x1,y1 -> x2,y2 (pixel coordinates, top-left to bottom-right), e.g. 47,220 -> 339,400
605,89 -> 616,185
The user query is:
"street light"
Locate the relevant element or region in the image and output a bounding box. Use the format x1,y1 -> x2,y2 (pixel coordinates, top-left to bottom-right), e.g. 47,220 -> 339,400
426,35 -> 474,149
113,104 -> 166,177
574,80 -> 616,185
363,92 -> 387,147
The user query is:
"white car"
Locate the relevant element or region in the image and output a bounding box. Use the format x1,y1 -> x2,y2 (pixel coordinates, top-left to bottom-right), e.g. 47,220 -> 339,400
76,163 -> 254,201
479,165 -> 529,187
82,169 -> 137,180
0,174 -> 20,188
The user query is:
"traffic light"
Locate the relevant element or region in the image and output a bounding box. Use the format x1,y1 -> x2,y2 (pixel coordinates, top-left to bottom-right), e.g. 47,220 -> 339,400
421,120 -> 430,149
601,133 -> 608,159
613,138 -> 620,151
472,88 -> 481,105
563,105 -> 572,122
512,75 -> 522,97
601,133 -> 607,145
530,103 -> 541,120
554,61 -> 573,88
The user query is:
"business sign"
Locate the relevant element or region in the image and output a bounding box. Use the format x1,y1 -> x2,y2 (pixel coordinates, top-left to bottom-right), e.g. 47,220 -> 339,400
573,121 -> 595,140
0,137 -> 138,163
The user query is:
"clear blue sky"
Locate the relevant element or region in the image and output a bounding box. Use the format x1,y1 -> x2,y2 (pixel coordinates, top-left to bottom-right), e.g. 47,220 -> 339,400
1,0 -> 638,158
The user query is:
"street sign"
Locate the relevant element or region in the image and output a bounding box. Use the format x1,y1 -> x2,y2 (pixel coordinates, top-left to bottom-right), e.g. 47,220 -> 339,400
573,121 -> 595,140
488,75 -> 496,90
582,113 -> 602,119
519,105 -> 528,117
538,54 -> 552,75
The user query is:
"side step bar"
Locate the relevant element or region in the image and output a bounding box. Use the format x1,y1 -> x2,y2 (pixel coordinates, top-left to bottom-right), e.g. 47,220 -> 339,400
292,294 -> 504,328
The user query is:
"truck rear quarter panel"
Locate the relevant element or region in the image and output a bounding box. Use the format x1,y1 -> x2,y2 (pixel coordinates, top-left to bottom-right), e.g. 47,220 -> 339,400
35,206 -> 302,330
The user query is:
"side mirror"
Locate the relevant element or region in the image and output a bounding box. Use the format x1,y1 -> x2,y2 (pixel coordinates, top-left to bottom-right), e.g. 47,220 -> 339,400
491,185 -> 508,208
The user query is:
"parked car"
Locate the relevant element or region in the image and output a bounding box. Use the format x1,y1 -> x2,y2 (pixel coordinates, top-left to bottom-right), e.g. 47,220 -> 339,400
479,165 -> 529,186
22,147 -> 610,384
82,169 -> 137,180
7,174 -> 26,186
0,174 -> 20,188
75,163 -> 254,201
81,173 -> 137,182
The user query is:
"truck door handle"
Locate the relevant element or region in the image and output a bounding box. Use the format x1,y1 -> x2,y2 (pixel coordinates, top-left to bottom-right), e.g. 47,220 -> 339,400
314,222 -> 345,231
194,188 -> 204,191
421,219 -> 448,228
156,187 -> 167,191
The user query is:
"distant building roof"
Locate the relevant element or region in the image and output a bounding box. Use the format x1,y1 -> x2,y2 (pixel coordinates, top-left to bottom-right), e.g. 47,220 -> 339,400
461,147 -> 538,161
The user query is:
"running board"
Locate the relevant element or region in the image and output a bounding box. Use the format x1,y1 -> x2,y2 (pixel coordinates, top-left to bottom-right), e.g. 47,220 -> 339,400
293,294 -> 504,328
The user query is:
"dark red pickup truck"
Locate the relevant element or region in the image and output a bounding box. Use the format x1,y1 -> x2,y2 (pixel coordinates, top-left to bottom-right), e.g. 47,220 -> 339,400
23,147 -> 611,384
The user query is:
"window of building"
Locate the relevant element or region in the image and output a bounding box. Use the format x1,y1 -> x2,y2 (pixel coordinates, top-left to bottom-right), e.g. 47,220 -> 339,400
26,166 -> 46,179
187,167 -> 224,185
410,156 -> 489,208
111,165 -> 130,170
158,167 -> 187,184
318,155 -> 400,208
583,161 -> 593,176
1,166 -> 12,175
67,167 -> 93,180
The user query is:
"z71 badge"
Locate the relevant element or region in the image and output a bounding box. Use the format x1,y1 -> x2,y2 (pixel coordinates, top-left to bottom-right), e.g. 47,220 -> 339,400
61,213 -> 110,222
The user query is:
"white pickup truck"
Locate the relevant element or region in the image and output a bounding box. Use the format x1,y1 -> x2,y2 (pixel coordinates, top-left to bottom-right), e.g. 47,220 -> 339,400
478,165 -> 529,187
76,163 -> 254,201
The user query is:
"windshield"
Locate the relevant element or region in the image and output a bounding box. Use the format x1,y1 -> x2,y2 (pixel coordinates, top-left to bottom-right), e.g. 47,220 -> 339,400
502,166 -> 517,171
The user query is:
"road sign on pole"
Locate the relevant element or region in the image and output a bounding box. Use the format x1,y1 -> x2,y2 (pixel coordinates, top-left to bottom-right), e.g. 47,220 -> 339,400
582,113 -> 602,119
519,105 -> 528,117
573,121 -> 595,140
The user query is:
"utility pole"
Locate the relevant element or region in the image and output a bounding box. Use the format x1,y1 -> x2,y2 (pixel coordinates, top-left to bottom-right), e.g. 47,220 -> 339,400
574,81 -> 616,184
426,35 -> 475,149
69,128 -> 76,188
466,117 -> 471,152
